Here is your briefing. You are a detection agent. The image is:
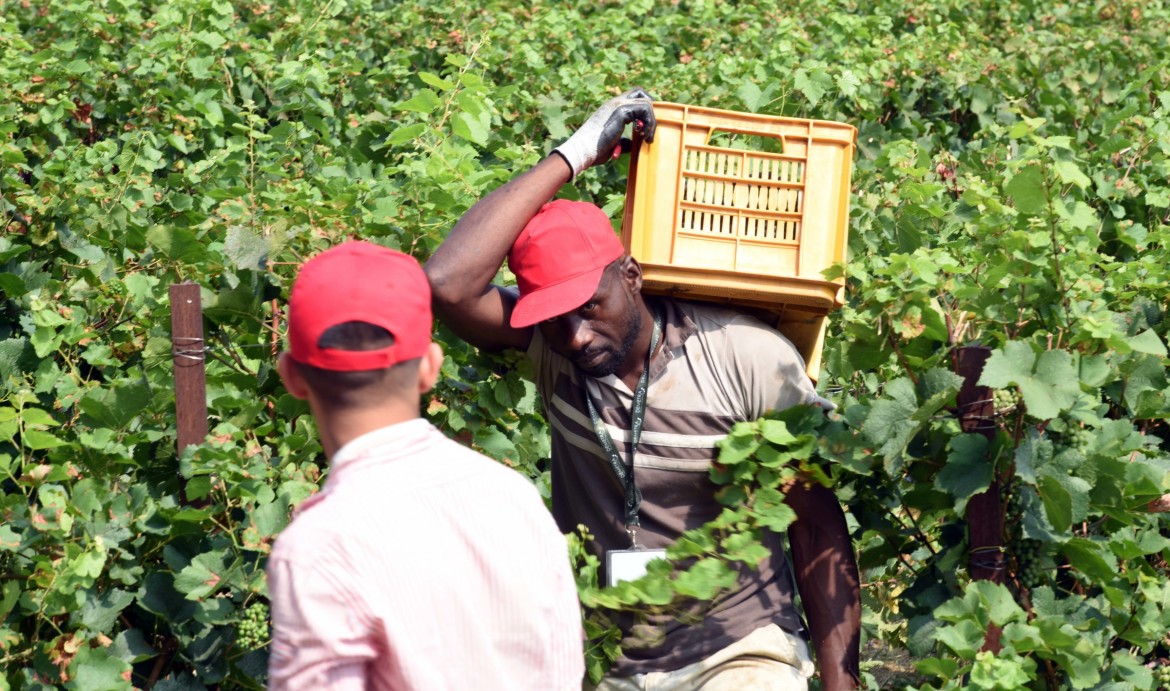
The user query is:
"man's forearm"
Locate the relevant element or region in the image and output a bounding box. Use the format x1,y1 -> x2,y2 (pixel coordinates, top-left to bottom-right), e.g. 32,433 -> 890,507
786,483 -> 861,690
425,155 -> 570,309
423,155 -> 571,349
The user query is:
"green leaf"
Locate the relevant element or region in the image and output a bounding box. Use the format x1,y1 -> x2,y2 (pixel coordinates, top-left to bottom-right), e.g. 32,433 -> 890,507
196,99 -> 223,128
752,487 -> 796,532
474,426 -> 516,461
23,429 -> 67,450
224,225 -> 268,270
978,342 -> 1079,420
918,367 -> 964,402
0,525 -> 21,552
671,558 -> 737,600
71,549 -> 108,583
914,656 -> 959,679
110,628 -> 156,664
251,498 -> 289,537
78,381 -> 153,430
718,422 -> 761,463
0,273 -> 25,296
78,588 -> 136,633
1060,537 -> 1118,583
758,419 -> 796,446
971,581 -> 1026,626
935,433 -> 992,513
1050,148 -> 1091,189
737,81 -> 764,112
174,551 -> 230,601
385,123 -> 428,146
191,30 -> 226,50
1017,485 -> 1061,541
453,92 -> 491,146
417,71 -> 454,91
1005,164 -> 1047,214
146,225 -> 206,263
1001,621 -> 1044,652
0,580 -> 22,620
368,196 -> 399,224
969,650 -> 1034,689
1126,329 -> 1167,356
863,378 -> 920,473
793,66 -> 832,106
67,645 -> 132,691
398,88 -> 440,114
835,69 -> 862,97
933,619 -> 984,659
20,407 -> 59,427
123,273 -> 160,304
1036,469 -> 1090,533
1108,650 -> 1153,689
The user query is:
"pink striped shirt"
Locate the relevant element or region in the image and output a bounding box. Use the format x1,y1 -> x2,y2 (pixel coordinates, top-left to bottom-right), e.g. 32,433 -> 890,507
267,419 -> 584,690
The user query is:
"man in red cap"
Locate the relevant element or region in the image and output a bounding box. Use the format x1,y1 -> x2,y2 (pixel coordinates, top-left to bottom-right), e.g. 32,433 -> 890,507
426,90 -> 860,690
267,241 -> 584,690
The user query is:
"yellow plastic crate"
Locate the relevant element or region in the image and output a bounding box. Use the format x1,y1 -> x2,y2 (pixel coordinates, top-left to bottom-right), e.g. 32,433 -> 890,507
620,102 -> 857,380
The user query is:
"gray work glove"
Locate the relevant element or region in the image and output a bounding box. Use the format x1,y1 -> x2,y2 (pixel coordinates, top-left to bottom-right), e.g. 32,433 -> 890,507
809,393 -> 838,412
552,87 -> 657,180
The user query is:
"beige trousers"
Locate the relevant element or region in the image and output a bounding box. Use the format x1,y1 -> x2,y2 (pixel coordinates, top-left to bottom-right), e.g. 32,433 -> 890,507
587,624 -> 815,691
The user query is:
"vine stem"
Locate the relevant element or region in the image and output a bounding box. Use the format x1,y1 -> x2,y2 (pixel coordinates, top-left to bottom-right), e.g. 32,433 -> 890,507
885,324 -> 919,386
144,638 -> 176,690
1038,157 -> 1072,333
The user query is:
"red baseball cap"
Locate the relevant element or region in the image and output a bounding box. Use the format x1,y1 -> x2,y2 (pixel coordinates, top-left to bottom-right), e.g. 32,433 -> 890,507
288,241 -> 431,371
507,200 -> 625,328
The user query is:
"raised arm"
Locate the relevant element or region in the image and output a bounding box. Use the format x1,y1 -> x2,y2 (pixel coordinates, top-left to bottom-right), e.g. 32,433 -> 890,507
786,481 -> 861,690
424,88 -> 656,352
424,156 -> 571,352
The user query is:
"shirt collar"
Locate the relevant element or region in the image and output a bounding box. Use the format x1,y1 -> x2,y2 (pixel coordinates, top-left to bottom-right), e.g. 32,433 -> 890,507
294,418 -> 433,518
647,297 -> 696,379
329,418 -> 433,476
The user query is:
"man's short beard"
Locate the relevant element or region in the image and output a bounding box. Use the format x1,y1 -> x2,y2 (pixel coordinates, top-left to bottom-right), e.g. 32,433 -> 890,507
577,305 -> 643,378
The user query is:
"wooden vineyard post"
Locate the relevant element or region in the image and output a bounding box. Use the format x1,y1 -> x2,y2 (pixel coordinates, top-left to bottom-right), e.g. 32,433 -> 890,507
953,345 -> 1004,653
170,283 -> 209,455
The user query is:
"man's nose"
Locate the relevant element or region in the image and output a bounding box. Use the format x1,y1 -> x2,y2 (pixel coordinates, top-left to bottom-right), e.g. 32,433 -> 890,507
563,315 -> 594,352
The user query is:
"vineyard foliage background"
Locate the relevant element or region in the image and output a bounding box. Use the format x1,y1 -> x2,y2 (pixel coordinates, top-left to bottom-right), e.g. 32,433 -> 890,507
2,0 -> 1170,688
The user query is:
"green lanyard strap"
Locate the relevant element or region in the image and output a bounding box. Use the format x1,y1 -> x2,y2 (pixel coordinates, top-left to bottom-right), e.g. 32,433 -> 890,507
583,310 -> 663,530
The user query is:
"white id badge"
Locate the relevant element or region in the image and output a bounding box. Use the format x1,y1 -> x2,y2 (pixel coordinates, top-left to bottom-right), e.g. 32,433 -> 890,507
606,548 -> 668,587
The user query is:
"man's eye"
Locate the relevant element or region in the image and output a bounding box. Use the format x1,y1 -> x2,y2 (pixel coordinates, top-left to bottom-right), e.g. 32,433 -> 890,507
582,301 -> 598,312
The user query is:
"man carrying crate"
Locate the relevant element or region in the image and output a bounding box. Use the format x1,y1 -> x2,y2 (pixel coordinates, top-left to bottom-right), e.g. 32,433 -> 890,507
425,89 -> 860,690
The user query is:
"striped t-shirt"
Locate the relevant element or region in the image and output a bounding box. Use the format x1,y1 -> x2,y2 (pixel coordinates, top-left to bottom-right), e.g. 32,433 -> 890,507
529,298 -> 821,676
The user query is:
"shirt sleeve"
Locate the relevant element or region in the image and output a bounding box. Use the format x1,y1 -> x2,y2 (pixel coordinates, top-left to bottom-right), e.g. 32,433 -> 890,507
540,526 -> 587,689
724,315 -> 820,420
267,547 -> 378,691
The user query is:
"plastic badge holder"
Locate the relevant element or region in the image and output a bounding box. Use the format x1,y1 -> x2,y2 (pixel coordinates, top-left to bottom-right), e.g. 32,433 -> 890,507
621,103 -> 857,381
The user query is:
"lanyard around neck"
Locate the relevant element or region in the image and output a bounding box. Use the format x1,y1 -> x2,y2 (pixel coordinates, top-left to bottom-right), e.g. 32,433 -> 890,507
583,310 -> 663,532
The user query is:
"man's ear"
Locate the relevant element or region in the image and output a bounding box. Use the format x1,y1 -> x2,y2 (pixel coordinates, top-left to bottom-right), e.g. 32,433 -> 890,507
277,352 -> 310,400
618,254 -> 643,294
416,342 -> 444,394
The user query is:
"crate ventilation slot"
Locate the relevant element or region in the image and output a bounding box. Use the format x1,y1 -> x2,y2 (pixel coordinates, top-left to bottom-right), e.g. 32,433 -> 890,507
678,149 -> 805,242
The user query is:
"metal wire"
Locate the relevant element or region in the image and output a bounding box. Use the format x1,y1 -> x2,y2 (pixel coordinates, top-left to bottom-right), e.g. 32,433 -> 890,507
172,337 -> 208,366
969,545 -> 1006,572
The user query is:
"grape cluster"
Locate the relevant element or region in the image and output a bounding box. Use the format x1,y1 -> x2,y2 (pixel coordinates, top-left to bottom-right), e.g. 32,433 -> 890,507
1155,662 -> 1170,690
1063,424 -> 1092,450
1012,537 -> 1047,589
1006,483 -> 1047,590
236,602 -> 270,650
992,388 -> 1021,414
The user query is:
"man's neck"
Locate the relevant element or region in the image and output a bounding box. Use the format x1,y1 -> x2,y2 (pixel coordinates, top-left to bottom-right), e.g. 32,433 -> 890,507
310,402 -> 419,460
615,302 -> 660,390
